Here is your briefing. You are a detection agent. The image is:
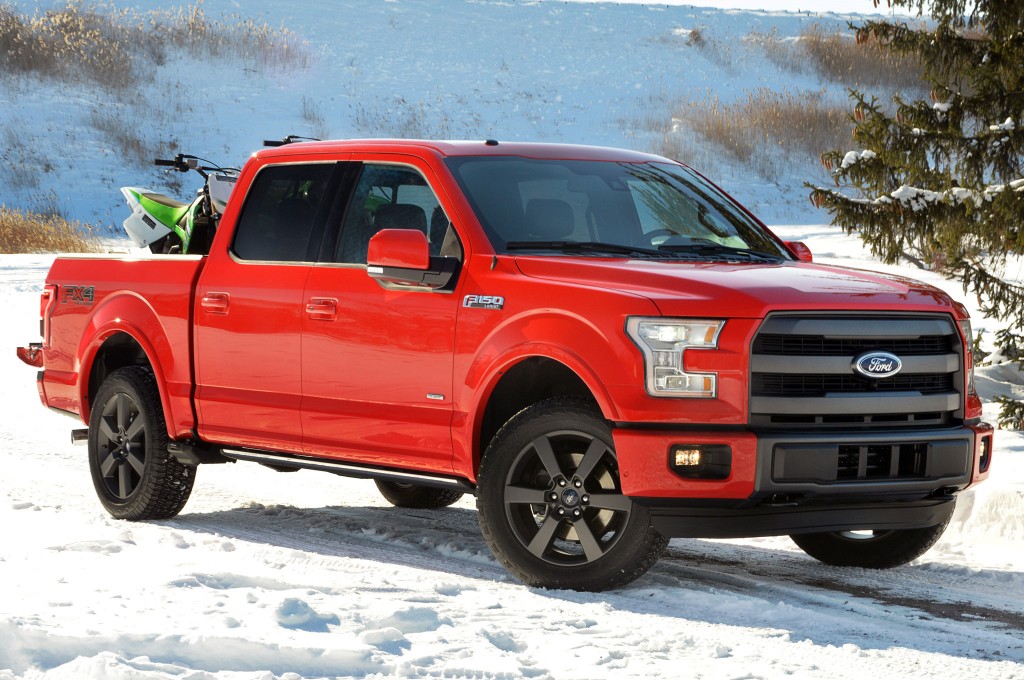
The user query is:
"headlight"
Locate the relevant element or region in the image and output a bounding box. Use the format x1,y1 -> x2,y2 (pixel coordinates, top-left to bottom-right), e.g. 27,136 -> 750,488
958,318 -> 977,396
626,318 -> 724,398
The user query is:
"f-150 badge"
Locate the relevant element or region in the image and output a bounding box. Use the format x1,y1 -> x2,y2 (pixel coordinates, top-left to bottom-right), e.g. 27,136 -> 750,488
463,294 -> 504,310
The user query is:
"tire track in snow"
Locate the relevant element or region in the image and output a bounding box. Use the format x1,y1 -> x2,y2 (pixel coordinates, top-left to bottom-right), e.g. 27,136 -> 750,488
652,542 -> 1024,662
162,501 -> 1024,663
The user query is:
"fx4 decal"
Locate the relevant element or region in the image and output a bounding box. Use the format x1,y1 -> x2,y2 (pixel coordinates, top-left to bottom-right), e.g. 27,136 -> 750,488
61,285 -> 95,305
463,294 -> 504,310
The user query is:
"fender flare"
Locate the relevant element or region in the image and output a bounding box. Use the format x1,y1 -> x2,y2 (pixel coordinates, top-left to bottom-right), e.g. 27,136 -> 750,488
75,291 -> 182,434
456,310 -> 630,477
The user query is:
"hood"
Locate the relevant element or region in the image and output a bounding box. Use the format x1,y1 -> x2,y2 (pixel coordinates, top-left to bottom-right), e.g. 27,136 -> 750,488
513,257 -> 959,318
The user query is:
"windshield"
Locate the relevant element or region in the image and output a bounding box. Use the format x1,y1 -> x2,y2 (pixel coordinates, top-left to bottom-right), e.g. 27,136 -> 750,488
445,157 -> 789,261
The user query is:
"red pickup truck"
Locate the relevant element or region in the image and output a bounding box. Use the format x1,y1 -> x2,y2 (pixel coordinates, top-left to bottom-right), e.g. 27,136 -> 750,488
19,140 -> 993,591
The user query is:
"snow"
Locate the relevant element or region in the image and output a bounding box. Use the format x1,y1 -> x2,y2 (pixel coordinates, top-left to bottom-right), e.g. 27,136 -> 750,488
2,228 -> 1023,680
990,118 -> 1016,132
1,1 -> 1023,678
839,149 -> 876,169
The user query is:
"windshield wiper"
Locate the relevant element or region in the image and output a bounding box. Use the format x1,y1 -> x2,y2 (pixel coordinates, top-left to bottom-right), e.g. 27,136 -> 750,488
656,242 -> 784,262
506,241 -> 666,258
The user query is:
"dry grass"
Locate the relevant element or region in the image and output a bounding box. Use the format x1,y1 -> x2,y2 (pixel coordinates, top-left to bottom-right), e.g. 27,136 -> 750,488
632,23 -> 913,181
146,3 -> 310,71
0,2 -> 132,89
301,96 -> 329,140
752,24 -> 925,92
648,88 -> 852,181
88,109 -> 178,168
0,206 -> 102,253
351,97 -> 456,139
0,1 -> 308,90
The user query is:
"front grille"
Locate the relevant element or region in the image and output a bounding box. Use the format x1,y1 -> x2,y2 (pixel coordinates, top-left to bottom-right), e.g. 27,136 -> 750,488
753,334 -> 953,356
750,315 -> 963,429
753,373 -> 954,396
771,439 -> 969,483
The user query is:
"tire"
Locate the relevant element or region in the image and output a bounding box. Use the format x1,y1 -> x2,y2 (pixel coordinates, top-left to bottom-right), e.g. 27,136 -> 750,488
790,510 -> 953,569
88,366 -> 195,520
375,480 -> 464,509
476,398 -> 667,591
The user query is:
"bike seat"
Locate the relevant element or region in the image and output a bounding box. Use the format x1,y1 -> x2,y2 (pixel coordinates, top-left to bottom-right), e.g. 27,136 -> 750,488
137,191 -> 191,228
141,192 -> 187,210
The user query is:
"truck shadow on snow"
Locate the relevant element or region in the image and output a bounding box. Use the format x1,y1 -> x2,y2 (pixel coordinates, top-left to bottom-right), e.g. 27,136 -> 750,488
165,502 -> 1024,662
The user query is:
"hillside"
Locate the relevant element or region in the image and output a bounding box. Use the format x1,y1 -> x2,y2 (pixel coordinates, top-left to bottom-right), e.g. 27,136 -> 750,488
1,0 -> 896,228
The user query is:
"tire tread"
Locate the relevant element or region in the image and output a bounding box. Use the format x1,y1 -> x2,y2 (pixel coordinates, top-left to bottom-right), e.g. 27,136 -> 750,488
476,397 -> 666,591
89,366 -> 195,520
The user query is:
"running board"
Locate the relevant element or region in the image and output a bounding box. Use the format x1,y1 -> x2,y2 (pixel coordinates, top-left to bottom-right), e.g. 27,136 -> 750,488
220,448 -> 474,492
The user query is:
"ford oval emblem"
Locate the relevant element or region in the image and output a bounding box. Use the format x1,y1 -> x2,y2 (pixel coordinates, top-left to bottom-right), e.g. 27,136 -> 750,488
852,351 -> 903,379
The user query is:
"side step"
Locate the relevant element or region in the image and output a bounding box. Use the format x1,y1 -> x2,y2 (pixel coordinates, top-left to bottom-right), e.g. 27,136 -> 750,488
168,440 -> 231,465
220,448 -> 474,492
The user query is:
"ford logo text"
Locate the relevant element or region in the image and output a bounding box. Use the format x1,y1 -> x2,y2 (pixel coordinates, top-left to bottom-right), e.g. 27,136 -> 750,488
852,351 -> 903,379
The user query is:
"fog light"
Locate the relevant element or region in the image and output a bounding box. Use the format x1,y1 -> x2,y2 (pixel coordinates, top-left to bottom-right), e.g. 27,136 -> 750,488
675,448 -> 702,467
669,444 -> 732,480
979,434 -> 992,474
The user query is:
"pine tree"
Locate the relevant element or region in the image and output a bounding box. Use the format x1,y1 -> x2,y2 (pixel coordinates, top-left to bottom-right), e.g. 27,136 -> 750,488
809,0 -> 1024,429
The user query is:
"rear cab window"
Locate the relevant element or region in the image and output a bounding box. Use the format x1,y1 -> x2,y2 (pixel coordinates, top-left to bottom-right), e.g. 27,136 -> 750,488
231,164 -> 337,263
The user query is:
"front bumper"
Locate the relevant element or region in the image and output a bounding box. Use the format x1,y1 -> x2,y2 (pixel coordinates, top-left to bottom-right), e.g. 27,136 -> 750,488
613,421 -> 993,538
638,497 -> 957,539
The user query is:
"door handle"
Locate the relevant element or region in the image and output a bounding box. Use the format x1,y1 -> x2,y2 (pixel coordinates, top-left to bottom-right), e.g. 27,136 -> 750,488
305,297 -> 338,321
200,292 -> 229,315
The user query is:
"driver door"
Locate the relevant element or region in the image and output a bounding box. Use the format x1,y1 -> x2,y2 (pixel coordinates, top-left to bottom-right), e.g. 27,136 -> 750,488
301,158 -> 464,471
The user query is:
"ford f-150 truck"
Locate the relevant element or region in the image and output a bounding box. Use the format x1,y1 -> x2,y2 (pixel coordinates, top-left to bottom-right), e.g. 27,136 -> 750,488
18,139 -> 993,591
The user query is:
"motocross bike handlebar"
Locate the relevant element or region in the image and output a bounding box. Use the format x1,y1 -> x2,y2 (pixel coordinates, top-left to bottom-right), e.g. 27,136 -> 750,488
154,154 -> 238,179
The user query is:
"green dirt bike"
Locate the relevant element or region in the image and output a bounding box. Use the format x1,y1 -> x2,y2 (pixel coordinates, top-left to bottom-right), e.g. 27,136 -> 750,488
121,153 -> 239,255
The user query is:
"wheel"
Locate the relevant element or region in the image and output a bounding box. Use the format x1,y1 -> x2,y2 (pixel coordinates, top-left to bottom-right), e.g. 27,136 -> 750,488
375,480 -> 464,509
476,398 -> 667,591
88,366 -> 195,520
790,511 -> 953,568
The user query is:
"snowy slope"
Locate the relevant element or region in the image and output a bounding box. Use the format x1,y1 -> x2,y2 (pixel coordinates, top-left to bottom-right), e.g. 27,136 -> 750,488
4,0 -> 876,227
2,226 -> 1023,680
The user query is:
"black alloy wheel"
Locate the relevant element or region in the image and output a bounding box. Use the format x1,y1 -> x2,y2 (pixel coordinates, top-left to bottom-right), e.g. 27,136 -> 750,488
88,366 -> 195,520
477,398 -> 666,591
374,479 -> 465,509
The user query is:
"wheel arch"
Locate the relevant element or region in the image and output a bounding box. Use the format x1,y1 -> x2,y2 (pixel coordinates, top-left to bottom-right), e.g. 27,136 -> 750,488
473,352 -> 614,476
86,332 -> 157,411
77,293 -> 185,436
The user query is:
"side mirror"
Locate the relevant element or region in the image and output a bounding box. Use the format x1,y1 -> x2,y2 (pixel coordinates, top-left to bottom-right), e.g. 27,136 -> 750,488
367,229 -> 458,289
785,241 -> 813,263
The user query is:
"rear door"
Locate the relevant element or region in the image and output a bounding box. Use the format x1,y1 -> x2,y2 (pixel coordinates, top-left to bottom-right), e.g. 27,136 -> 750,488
194,161 -> 344,452
301,156 -> 465,471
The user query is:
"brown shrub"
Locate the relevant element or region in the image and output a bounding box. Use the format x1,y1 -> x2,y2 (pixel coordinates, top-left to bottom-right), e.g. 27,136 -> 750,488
0,1 -> 308,90
752,23 -> 925,92
674,88 -> 853,173
0,206 -> 102,253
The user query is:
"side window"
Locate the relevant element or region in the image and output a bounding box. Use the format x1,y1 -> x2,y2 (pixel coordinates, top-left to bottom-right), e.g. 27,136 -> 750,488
232,164 -> 334,262
334,164 -> 462,264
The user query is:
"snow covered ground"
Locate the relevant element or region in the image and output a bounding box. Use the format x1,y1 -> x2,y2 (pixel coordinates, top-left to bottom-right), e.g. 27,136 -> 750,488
2,0 -> 1023,677
2,225 -> 1022,680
